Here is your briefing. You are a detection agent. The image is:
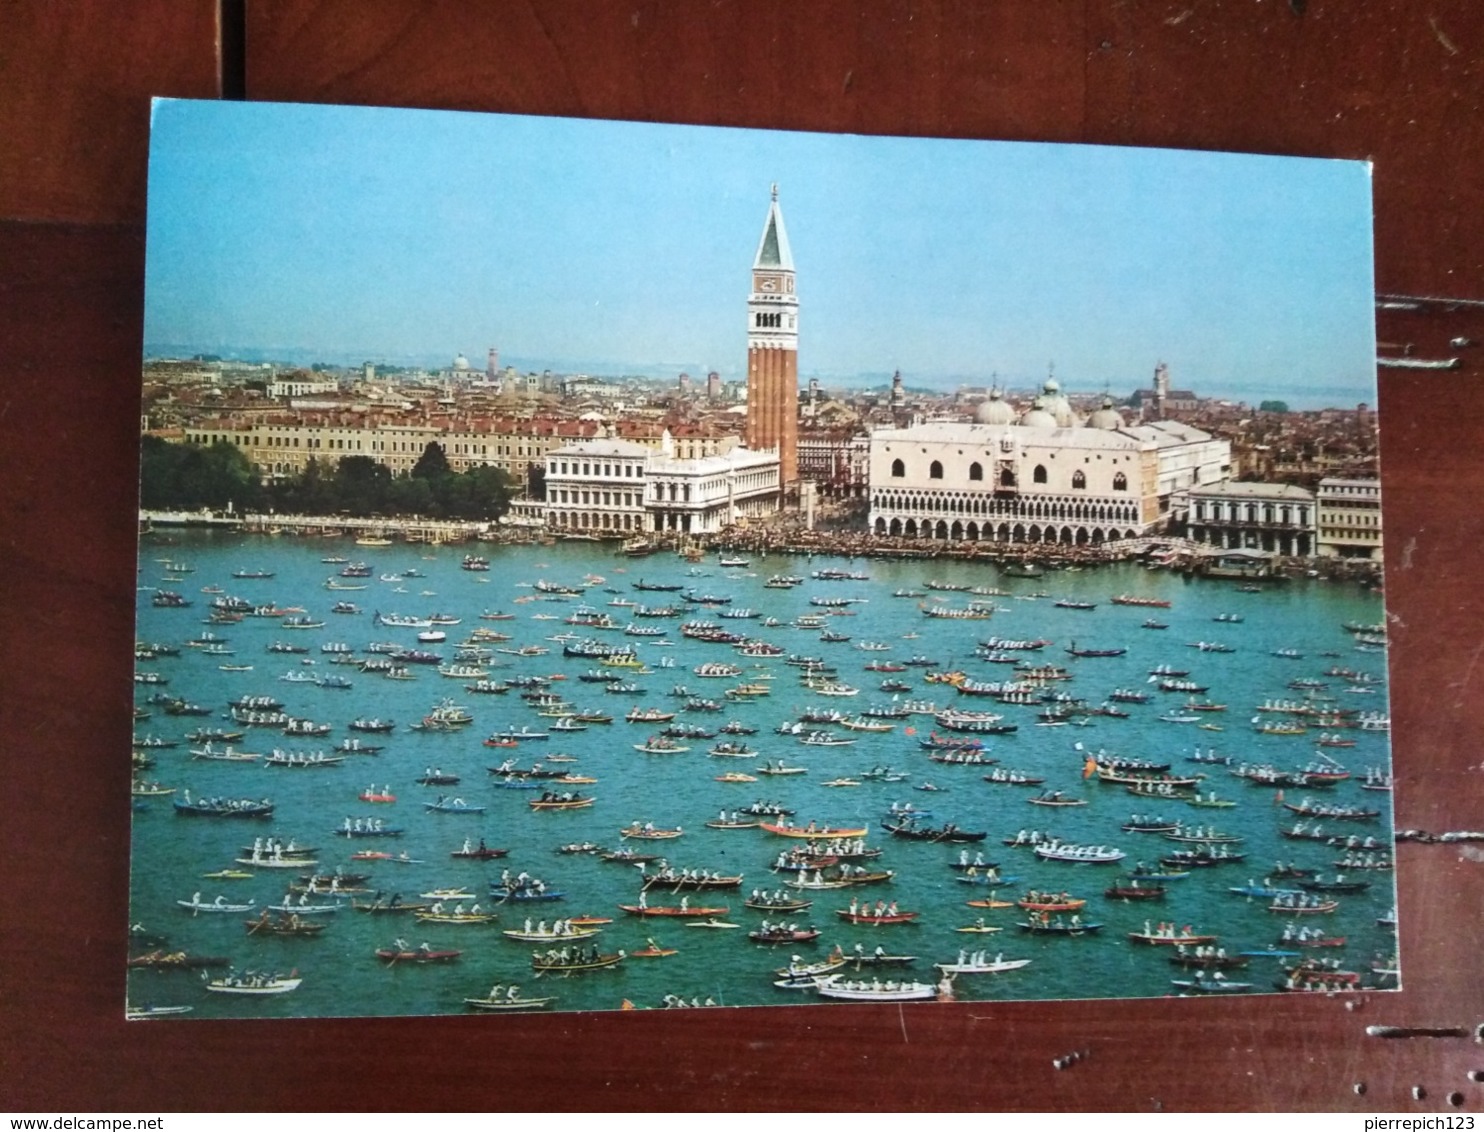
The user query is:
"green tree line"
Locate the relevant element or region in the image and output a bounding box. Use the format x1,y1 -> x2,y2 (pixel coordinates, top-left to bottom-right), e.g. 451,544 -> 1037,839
139,436 -> 515,521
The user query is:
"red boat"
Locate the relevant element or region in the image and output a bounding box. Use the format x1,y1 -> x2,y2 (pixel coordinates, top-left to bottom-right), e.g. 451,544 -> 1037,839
619,904 -> 729,917
1279,934 -> 1346,948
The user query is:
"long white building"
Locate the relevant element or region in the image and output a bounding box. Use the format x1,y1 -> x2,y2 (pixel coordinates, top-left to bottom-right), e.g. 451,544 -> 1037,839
867,381 -> 1230,546
543,434 -> 780,536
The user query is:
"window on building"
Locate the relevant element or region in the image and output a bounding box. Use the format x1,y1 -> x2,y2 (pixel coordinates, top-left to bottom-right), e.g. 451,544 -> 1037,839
968,462 -> 983,481
1033,465 -> 1047,485
891,459 -> 905,478
1113,472 -> 1127,491
1072,470 -> 1086,490
929,461 -> 944,480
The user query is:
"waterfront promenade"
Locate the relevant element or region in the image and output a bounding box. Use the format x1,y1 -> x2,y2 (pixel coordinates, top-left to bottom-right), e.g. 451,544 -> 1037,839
142,509 -> 500,544
140,507 -> 1382,584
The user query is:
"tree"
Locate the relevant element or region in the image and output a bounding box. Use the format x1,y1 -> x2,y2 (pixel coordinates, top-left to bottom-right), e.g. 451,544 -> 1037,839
333,456 -> 391,516
388,475 -> 435,516
1259,400 -> 1290,413
138,436 -> 263,511
411,442 -> 452,481
464,464 -> 515,520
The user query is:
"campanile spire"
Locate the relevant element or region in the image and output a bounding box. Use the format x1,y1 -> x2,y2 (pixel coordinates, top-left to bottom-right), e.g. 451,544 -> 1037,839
746,185 -> 799,484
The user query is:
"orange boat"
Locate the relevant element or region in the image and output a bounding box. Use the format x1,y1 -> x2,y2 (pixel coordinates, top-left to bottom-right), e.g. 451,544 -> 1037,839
629,943 -> 678,958
835,908 -> 918,925
619,904 -> 729,917
760,822 -> 868,839
1016,894 -> 1087,913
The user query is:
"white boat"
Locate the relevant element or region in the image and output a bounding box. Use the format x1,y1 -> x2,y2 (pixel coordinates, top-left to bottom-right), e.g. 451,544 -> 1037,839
1032,840 -> 1126,864
463,992 -> 556,1012
177,895 -> 256,914
202,971 -> 302,995
263,898 -> 343,915
126,1005 -> 194,1019
501,924 -> 600,942
189,744 -> 260,762
934,953 -> 1032,975
813,974 -> 939,1001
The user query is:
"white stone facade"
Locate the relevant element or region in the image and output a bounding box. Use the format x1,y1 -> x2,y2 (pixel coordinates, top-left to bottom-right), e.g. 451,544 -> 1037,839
867,422 -> 1162,546
1187,481 -> 1315,556
543,440 -> 652,535
542,438 -> 780,536
1316,477 -> 1383,561
646,447 -> 781,534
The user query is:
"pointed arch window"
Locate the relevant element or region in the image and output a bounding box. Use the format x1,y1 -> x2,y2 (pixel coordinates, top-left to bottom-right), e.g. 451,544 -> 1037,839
1072,470 -> 1086,490
1113,472 -> 1127,492
929,460 -> 944,480
1033,465 -> 1048,485
891,458 -> 905,478
968,462 -> 983,481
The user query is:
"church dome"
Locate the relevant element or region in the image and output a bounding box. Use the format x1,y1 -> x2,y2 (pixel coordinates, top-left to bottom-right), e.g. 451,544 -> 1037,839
452,354 -> 470,371
1086,395 -> 1126,430
1019,396 -> 1059,429
1039,377 -> 1078,427
974,388 -> 1016,425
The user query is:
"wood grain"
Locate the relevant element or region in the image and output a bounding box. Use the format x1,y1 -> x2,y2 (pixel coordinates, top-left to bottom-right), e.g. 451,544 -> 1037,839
0,0 -> 220,224
3,0 -> 1484,1112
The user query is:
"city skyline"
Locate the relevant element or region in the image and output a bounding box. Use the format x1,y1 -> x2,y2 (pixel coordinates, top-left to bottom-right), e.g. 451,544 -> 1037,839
145,99 -> 1378,409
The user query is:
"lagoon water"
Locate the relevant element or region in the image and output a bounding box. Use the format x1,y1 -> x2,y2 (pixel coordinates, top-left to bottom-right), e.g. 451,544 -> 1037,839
128,531 -> 1397,1018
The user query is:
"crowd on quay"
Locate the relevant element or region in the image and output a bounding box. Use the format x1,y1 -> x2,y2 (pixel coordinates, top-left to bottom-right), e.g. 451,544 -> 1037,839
183,505 -> 1383,586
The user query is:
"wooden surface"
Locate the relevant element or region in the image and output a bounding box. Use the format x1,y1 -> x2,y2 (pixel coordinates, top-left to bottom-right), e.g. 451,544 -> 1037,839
3,0 -> 1483,1112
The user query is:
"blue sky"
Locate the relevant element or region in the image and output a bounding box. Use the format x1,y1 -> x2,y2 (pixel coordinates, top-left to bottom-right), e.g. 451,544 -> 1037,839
145,99 -> 1377,408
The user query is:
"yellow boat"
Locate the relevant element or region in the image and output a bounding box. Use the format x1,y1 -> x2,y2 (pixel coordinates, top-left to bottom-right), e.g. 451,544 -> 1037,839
760,822 -> 868,839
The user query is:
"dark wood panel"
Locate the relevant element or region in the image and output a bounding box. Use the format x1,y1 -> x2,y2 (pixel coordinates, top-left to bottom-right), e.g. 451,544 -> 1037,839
0,0 -> 220,223
245,0 -> 1089,140
3,0 -> 1484,1113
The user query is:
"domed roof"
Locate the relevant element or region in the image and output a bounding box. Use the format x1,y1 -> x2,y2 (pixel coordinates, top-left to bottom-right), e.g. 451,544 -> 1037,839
1086,395 -> 1125,430
452,354 -> 470,371
1038,377 -> 1078,427
974,388 -> 1016,425
1019,396 -> 1059,429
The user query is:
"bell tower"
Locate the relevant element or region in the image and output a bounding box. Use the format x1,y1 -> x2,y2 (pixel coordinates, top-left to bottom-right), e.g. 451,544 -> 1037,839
746,184 -> 799,485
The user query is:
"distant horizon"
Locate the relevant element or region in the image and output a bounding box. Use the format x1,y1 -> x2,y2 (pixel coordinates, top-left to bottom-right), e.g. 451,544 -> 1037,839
143,342 -> 1372,411
145,100 -> 1378,413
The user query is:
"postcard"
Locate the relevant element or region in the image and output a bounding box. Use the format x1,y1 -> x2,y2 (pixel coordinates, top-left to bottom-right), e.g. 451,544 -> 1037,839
129,99 -> 1392,1018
